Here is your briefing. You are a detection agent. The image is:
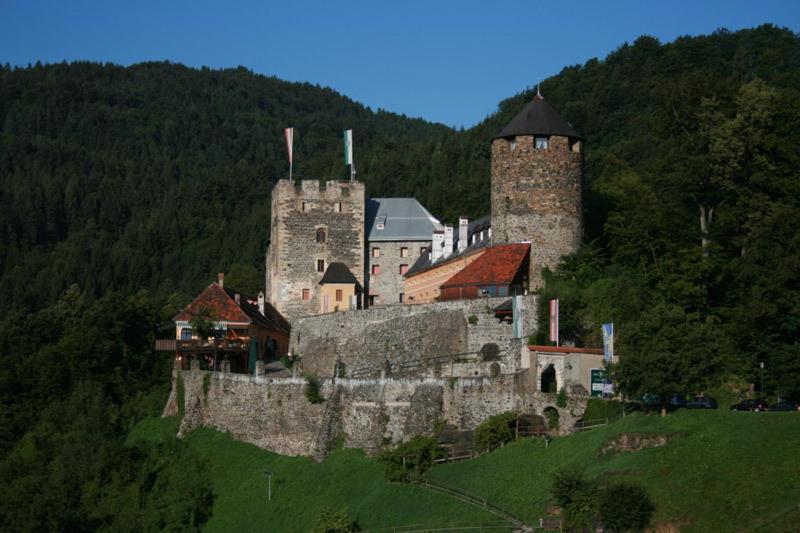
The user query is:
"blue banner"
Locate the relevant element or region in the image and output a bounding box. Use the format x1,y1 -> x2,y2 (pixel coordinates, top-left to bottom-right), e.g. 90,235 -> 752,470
602,323 -> 614,363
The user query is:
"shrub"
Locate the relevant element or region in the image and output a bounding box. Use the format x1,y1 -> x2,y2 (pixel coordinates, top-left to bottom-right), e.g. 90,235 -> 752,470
598,482 -> 655,532
378,436 -> 445,482
311,508 -> 360,532
556,388 -> 568,407
467,314 -> 478,325
280,355 -> 293,369
551,467 -> 599,530
305,376 -> 324,404
474,411 -> 517,451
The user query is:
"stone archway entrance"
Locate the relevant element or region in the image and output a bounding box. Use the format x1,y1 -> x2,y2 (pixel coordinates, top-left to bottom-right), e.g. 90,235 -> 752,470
541,364 -> 557,393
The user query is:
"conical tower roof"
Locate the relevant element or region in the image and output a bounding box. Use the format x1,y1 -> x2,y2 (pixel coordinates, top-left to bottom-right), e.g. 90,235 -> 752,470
494,94 -> 584,140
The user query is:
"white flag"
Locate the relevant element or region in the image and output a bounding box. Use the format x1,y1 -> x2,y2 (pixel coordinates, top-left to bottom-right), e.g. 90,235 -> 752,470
344,129 -> 353,166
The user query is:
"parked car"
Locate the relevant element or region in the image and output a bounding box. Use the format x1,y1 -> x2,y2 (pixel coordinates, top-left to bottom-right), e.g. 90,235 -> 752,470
730,399 -> 768,411
669,394 -> 687,409
769,400 -> 799,412
686,396 -> 718,409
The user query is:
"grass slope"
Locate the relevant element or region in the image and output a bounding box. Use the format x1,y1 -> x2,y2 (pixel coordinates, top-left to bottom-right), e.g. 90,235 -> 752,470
426,410 -> 800,531
131,411 -> 800,532
129,418 -> 500,532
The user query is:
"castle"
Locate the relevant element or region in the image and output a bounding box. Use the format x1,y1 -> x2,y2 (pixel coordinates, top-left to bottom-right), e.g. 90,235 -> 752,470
265,92 -> 584,322
165,94 -> 600,459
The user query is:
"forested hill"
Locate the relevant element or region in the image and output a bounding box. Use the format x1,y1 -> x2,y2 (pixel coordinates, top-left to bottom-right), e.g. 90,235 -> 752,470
1,25 -> 798,315
0,61 -> 457,312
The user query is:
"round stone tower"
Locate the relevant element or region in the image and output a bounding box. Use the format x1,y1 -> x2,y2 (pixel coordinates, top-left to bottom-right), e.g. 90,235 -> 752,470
490,93 -> 584,289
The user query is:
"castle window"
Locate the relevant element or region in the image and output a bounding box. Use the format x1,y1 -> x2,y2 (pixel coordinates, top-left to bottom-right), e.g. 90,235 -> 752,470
317,259 -> 325,272
301,201 -> 306,211
569,138 -> 580,153
316,228 -> 327,243
369,295 -> 379,306
371,264 -> 381,275
372,247 -> 380,258
420,246 -> 427,256
335,289 -> 343,302
400,247 -> 408,258
535,136 -> 549,150
302,289 -> 310,300
335,202 -> 342,212
399,264 -> 409,275
181,327 -> 193,340
509,137 -> 516,150
399,293 -> 405,303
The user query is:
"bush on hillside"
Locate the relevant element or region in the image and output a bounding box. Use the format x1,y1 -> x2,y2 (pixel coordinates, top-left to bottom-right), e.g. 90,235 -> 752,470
379,436 -> 445,482
551,466 -> 600,530
598,482 -> 655,532
474,411 -> 517,451
311,508 -> 360,532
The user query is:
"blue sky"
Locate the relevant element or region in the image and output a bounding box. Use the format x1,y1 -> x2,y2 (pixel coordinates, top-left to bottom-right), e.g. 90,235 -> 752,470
1,0 -> 798,127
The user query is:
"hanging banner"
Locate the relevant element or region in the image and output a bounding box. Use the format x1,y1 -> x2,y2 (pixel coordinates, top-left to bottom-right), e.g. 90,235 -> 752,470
602,323 -> 614,363
512,295 -> 524,339
284,127 -> 294,180
549,298 -> 559,345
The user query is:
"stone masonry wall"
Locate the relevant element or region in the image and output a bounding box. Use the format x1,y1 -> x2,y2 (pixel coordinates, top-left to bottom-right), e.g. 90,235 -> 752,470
166,364 -> 584,460
491,135 -> 583,288
290,295 -> 538,378
266,179 -> 365,322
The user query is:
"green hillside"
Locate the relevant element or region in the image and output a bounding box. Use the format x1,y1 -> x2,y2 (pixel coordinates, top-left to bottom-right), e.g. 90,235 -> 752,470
129,417 -> 500,532
131,411 -> 800,532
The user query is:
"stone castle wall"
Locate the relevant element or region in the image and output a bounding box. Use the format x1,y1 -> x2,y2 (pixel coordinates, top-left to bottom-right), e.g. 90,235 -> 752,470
290,295 -> 538,378
165,364 -> 584,459
491,135 -> 583,288
266,179 -> 366,322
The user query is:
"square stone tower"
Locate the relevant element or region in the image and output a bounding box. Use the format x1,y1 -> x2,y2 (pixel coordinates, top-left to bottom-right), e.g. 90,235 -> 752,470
266,179 -> 365,322
490,94 -> 584,289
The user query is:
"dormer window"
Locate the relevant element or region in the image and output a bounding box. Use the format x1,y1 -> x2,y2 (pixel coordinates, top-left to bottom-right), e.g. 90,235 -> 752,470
375,215 -> 386,230
535,136 -> 549,150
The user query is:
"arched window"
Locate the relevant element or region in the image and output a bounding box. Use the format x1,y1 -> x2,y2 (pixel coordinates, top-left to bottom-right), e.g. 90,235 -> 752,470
316,228 -> 327,243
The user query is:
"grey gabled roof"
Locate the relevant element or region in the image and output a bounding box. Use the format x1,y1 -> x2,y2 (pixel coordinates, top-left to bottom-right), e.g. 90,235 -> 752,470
494,95 -> 584,140
366,198 -> 443,241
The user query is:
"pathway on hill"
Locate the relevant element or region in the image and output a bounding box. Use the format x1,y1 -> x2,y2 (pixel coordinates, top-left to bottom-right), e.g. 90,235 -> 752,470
407,478 -> 532,531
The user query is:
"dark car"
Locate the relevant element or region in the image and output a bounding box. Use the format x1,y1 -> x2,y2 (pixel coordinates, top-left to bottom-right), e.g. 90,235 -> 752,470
686,396 -> 718,409
669,394 -> 687,409
730,399 -> 768,411
769,400 -> 799,412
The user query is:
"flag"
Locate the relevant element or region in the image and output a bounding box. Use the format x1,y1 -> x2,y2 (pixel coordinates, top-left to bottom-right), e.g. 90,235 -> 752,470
549,299 -> 559,345
602,323 -> 614,363
284,127 -> 294,164
512,295 -> 524,338
343,129 -> 353,166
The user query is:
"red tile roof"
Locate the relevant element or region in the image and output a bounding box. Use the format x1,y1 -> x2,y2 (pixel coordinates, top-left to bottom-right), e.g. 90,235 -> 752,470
175,283 -> 253,324
440,243 -> 530,288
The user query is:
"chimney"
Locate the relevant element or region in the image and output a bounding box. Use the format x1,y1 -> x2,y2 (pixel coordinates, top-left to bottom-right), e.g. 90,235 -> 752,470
431,231 -> 445,262
217,272 -> 224,288
258,291 -> 265,315
443,225 -> 454,258
458,217 -> 469,253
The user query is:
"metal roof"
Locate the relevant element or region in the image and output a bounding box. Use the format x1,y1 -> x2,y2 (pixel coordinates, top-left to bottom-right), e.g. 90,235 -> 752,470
365,198 -> 443,241
494,95 -> 584,140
